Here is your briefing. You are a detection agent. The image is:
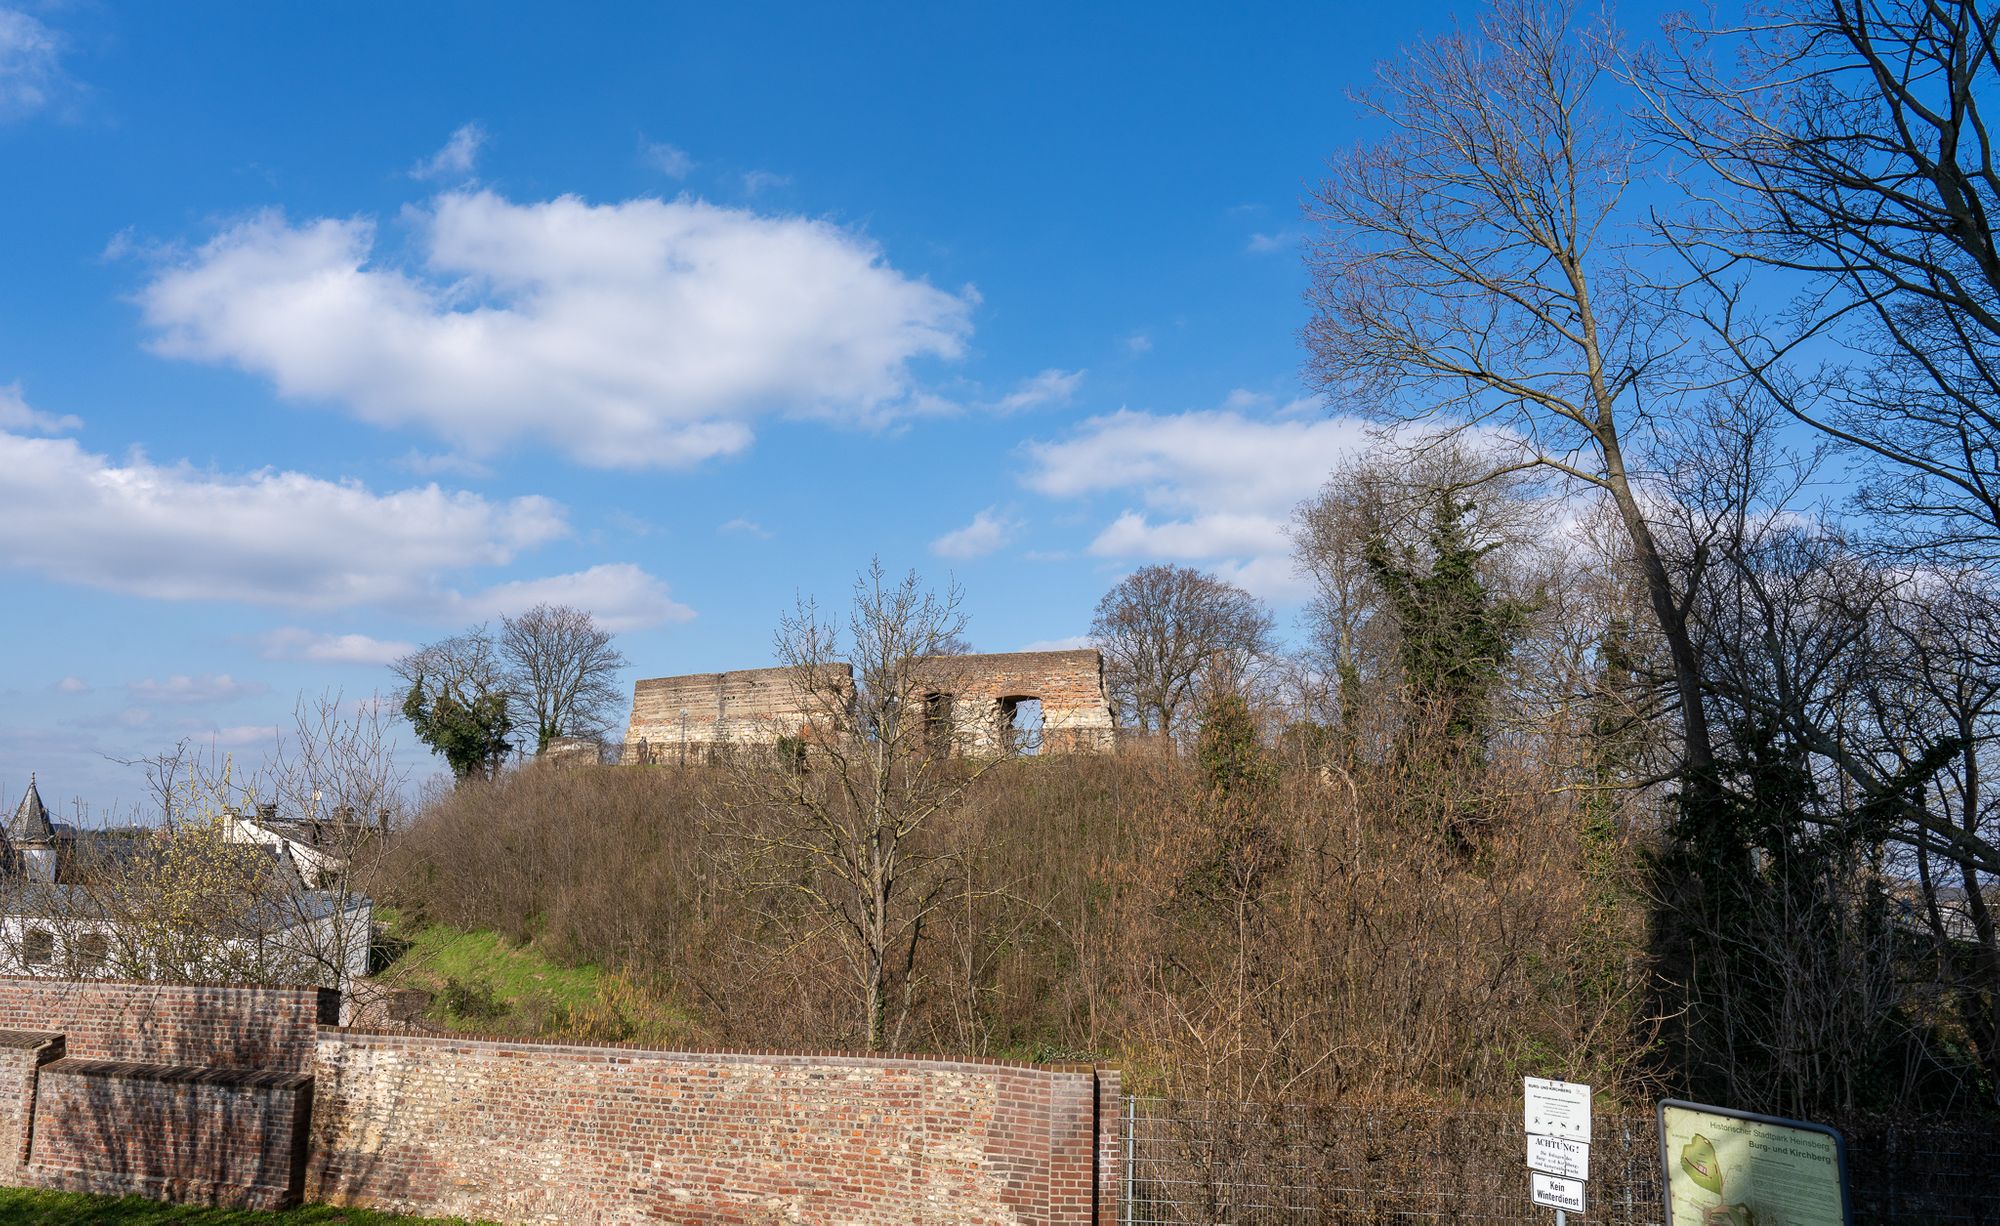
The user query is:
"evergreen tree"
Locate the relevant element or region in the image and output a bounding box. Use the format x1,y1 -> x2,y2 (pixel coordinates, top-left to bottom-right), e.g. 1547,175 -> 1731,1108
1363,492 -> 1533,758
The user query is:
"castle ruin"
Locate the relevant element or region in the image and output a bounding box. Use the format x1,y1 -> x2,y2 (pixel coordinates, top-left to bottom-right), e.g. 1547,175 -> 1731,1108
624,648 -> 1116,761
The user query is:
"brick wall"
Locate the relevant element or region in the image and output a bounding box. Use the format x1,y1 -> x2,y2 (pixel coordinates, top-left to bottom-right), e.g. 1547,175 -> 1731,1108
1093,1067 -> 1122,1226
0,1030 -> 61,1183
627,664 -> 855,752
309,1029 -> 1116,1225
0,980 -> 1122,1222
0,978 -> 336,1073
27,1059 -> 312,1210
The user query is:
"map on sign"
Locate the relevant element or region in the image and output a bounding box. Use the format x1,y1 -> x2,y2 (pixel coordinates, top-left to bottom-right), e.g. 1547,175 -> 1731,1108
1525,1077 -> 1592,1143
1528,1134 -> 1589,1181
1659,1100 -> 1850,1226
1532,1172 -> 1587,1213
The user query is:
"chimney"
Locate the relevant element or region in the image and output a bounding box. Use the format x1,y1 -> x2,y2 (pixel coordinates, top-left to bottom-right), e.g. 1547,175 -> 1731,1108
258,803 -> 278,821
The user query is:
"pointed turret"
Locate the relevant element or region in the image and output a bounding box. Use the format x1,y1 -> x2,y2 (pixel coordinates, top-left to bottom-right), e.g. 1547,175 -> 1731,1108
9,775 -> 52,843
10,776 -> 58,882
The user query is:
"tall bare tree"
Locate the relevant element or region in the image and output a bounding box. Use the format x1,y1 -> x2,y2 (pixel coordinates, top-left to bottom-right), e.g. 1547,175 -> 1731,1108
1303,0 -> 1722,789
1090,564 -> 1275,738
499,603 -> 629,753
1644,0 -> 2000,566
722,560 -> 997,1050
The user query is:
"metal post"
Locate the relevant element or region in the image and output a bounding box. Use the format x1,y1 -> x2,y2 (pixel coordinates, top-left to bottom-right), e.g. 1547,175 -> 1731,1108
1123,1095 -> 1135,1226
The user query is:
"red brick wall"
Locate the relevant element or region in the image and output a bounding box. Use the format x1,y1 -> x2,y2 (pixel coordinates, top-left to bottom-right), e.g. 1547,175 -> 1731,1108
1094,1067 -> 1122,1226
0,979 -> 336,1073
0,1030 -> 62,1183
27,1059 -> 312,1211
309,1030 -> 1116,1225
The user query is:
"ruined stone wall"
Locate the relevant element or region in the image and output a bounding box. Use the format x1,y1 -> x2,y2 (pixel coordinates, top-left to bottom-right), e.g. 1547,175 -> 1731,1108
625,651 -> 1116,759
625,664 -> 855,759
917,649 -> 1118,754
309,1030 -> 1120,1225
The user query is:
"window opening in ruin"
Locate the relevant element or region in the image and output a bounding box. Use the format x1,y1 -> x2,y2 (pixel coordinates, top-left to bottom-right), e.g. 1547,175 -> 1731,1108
74,932 -> 107,971
1000,696 -> 1044,756
23,928 -> 53,967
924,693 -> 954,756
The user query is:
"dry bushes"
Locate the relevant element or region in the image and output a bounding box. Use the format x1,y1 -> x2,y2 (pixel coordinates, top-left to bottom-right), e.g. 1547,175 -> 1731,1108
374,748 -> 1654,1107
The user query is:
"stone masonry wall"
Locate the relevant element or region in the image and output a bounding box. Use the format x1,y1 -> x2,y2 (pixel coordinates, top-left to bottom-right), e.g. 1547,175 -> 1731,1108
627,650 -> 1116,759
309,1029 -> 1115,1225
626,664 -> 856,758
916,650 -> 1117,754
27,1059 -> 313,1211
0,978 -> 336,1073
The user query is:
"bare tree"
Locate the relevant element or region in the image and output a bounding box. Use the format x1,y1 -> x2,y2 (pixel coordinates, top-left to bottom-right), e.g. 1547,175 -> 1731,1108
1090,565 -> 1275,738
721,560 -> 999,1050
1303,0 -> 1722,790
1644,0 -> 2000,565
499,603 -> 630,753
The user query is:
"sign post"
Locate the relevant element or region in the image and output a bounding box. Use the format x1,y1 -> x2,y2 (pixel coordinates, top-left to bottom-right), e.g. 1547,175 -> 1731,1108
1658,1099 -> 1851,1225
1525,1077 -> 1592,1222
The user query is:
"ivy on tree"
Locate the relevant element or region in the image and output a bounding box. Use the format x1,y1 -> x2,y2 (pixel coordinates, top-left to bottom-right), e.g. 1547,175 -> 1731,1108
401,675 -> 514,782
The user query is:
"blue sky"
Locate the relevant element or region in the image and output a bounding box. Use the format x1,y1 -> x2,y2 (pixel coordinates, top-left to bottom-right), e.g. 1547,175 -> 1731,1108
0,1 -> 1669,815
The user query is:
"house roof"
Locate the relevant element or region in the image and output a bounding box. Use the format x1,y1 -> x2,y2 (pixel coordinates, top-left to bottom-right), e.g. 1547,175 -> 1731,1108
8,777 -> 54,845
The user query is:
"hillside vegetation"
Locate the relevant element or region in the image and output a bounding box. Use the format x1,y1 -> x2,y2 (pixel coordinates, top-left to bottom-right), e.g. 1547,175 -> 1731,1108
370,743 -> 1652,1108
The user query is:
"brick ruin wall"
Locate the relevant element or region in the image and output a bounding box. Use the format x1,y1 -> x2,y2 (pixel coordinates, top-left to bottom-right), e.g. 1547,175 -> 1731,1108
916,649 -> 1117,754
627,649 -> 1117,758
625,664 -> 856,760
0,978 -> 1123,1223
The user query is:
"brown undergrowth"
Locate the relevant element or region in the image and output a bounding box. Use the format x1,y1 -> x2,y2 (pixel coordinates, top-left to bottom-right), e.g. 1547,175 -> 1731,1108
368,748 -> 1655,1109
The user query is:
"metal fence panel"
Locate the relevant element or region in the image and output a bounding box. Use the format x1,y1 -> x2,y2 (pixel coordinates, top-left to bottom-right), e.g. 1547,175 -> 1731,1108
1121,1096 -> 2000,1224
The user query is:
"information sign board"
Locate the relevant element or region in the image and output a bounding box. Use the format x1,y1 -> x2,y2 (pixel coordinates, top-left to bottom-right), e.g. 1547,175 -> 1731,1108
1527,1133 -> 1589,1181
1659,1099 -> 1851,1226
1525,1077 -> 1593,1143
1531,1173 -> 1586,1213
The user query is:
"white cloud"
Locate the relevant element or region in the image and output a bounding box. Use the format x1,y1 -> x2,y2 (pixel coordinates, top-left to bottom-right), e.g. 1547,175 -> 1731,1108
136,191 -> 975,468
0,8 -> 64,121
187,723 -> 279,748
1017,635 -> 1091,653
444,563 -> 694,633
412,123 -> 486,180
0,383 -> 80,434
396,449 -> 493,479
992,368 -> 1083,414
931,508 -> 1020,560
53,676 -> 89,694
0,427 -> 567,609
1246,230 -> 1298,254
742,170 -> 791,195
641,139 -> 694,178
1121,332 -> 1153,355
127,674 -> 268,705
1023,407 -> 1381,599
1087,509 -> 1291,560
257,628 -> 417,666
719,517 -> 772,539
1025,408 -> 1374,516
